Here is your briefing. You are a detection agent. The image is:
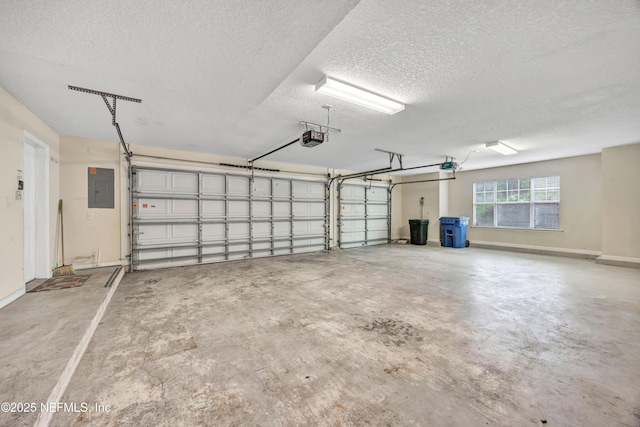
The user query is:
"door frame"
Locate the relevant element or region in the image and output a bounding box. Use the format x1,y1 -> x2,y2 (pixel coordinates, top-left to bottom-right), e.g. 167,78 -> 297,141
23,130 -> 50,284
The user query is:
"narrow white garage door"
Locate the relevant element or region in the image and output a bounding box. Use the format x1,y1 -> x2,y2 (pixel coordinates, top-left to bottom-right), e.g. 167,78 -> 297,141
338,182 -> 390,249
131,166 -> 328,270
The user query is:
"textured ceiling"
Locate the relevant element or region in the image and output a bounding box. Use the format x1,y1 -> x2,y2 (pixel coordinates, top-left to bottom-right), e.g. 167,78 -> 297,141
1,0 -> 640,173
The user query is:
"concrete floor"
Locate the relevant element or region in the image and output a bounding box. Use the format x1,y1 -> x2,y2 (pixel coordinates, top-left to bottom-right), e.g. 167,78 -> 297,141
1,246 -> 639,426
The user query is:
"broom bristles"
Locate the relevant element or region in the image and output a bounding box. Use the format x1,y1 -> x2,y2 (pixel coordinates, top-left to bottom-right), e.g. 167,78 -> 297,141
52,265 -> 75,276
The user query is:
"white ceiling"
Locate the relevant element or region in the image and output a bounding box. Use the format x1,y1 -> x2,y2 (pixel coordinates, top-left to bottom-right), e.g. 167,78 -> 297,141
2,0 -> 640,173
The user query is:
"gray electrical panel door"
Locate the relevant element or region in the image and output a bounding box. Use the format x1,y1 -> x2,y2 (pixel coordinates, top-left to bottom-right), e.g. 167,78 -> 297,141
88,167 -> 114,208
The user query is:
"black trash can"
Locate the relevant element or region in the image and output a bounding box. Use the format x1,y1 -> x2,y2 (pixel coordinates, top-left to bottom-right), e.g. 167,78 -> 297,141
409,219 -> 429,245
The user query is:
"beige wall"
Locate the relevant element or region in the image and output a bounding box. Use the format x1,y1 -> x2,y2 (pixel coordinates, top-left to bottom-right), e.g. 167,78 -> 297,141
398,154 -> 603,254
60,136 -> 122,267
448,154 -> 603,254
601,143 -> 640,261
0,86 -> 60,306
397,172 -> 445,243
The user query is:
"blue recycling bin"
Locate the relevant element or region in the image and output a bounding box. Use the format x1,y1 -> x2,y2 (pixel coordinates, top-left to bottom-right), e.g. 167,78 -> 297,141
440,217 -> 469,248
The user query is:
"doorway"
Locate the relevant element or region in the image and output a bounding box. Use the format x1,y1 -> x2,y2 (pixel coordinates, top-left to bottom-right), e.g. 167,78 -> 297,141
23,131 -> 49,285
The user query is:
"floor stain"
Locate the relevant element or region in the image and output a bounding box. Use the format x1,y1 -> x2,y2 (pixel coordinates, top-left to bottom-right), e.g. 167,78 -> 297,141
361,318 -> 423,346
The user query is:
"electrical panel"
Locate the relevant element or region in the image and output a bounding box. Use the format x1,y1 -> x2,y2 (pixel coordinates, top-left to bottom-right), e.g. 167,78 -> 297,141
88,167 -> 114,209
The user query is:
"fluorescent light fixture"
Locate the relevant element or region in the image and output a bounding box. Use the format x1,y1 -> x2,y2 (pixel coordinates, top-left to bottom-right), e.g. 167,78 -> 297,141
486,141 -> 517,155
315,76 -> 405,115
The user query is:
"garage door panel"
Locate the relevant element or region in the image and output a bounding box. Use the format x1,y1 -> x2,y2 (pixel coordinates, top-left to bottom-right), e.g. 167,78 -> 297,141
202,200 -> 225,217
368,230 -> 388,241
201,254 -> 226,263
201,174 -> 225,194
228,176 -> 250,195
253,201 -> 271,217
229,200 -> 249,217
229,222 -> 250,240
253,222 -> 271,238
252,242 -> 272,253
341,204 -> 365,217
136,247 -> 199,270
132,166 -> 327,270
173,200 -> 198,216
341,185 -> 365,201
137,170 -> 198,193
137,224 -> 198,245
273,179 -> 290,197
292,181 -> 324,198
341,219 -> 365,232
293,240 -> 325,253
136,199 -> 198,219
293,220 -> 324,236
367,218 -> 388,231
171,173 -> 198,193
341,231 -> 366,245
273,222 -> 291,237
273,202 -> 291,217
366,187 -> 387,202
339,183 -> 389,249
367,204 -> 388,216
274,240 -> 291,248
229,247 -> 250,260
136,170 -> 169,192
202,245 -> 225,255
202,223 -> 225,241
293,201 -> 324,217
252,178 -> 271,196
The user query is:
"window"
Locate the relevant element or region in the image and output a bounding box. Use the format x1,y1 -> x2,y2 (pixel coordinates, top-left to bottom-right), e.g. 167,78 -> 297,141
473,176 -> 560,230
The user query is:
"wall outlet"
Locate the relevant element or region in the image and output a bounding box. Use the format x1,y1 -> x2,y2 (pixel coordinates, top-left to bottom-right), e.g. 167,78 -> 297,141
87,212 -> 95,220
15,190 -> 22,201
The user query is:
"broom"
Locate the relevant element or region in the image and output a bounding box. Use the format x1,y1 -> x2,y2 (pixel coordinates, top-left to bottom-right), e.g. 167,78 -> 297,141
53,199 -> 75,276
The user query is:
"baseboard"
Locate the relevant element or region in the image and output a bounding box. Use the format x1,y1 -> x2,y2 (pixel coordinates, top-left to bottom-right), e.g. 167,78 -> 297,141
394,237 -> 440,246
595,255 -> 640,269
470,241 -> 601,260
0,287 -> 25,310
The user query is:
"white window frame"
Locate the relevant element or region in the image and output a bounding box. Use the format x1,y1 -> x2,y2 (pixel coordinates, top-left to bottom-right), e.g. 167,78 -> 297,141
473,176 -> 560,230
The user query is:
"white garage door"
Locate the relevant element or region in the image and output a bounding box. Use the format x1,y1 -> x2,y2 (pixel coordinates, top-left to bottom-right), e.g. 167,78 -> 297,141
338,182 -> 390,249
131,166 -> 328,270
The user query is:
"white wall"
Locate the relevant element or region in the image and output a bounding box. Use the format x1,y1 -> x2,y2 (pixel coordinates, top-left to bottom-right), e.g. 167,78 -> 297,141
0,86 -> 60,307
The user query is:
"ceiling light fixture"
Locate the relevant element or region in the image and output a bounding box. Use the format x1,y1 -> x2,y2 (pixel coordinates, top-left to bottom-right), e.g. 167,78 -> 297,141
315,76 -> 405,115
485,141 -> 517,155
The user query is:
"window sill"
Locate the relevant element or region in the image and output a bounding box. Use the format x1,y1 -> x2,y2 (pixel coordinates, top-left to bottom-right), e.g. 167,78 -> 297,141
471,226 -> 563,232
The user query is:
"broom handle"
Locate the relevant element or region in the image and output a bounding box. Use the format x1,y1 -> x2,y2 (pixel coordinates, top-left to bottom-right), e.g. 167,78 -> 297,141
60,200 -> 65,266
